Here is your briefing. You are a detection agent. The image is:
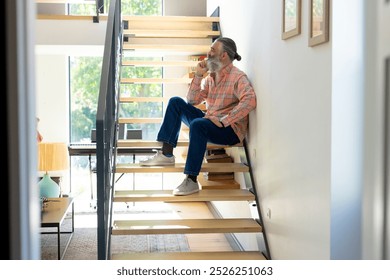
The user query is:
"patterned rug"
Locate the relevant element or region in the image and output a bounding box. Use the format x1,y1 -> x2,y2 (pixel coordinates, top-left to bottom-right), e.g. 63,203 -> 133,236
41,213 -> 190,260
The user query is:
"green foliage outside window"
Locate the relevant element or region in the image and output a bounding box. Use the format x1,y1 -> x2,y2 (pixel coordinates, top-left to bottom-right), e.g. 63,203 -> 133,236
70,57 -> 102,142
70,0 -> 162,143
121,0 -> 162,15
119,59 -> 163,139
69,0 -> 161,16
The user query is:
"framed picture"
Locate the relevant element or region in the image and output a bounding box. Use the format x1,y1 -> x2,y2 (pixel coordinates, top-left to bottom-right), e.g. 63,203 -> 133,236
282,0 -> 301,40
309,0 -> 330,47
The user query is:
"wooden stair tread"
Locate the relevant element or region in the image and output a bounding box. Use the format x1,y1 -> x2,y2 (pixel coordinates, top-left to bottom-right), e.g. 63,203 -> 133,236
122,43 -> 209,54
113,189 -> 254,203
117,139 -> 243,148
119,96 -> 167,103
123,29 -> 220,38
121,78 -> 192,84
122,15 -> 220,23
122,60 -> 199,67
112,218 -> 262,235
111,251 -> 266,260
37,14 -> 108,21
119,99 -> 206,115
118,118 -> 162,124
115,163 -> 249,173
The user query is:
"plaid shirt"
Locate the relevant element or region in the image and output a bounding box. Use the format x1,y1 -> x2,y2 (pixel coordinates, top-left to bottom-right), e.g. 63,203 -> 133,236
187,63 -> 257,142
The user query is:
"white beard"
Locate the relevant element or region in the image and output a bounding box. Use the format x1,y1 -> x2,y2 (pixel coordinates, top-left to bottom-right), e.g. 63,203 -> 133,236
207,57 -> 222,72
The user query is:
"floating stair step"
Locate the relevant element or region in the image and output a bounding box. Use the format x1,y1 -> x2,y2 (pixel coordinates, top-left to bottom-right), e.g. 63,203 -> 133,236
119,96 -> 207,109
198,176 -> 240,189
122,16 -> 219,34
122,60 -> 199,67
116,140 -> 242,148
118,118 -> 162,124
121,78 -> 192,84
123,29 -> 220,38
122,44 -> 209,54
119,99 -> 206,112
111,251 -> 266,260
37,14 -> 108,21
113,189 -> 255,203
115,163 -> 249,173
119,96 -> 167,103
112,218 -> 262,235
122,15 -> 220,23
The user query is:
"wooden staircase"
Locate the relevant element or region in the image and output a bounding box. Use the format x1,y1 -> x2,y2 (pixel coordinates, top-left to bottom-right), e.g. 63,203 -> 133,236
109,14 -> 268,260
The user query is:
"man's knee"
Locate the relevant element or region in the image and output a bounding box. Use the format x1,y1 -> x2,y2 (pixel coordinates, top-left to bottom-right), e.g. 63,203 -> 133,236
190,118 -> 209,132
168,96 -> 186,107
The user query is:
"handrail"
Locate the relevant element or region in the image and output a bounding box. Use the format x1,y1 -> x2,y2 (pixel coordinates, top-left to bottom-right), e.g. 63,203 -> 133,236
95,0 -> 121,260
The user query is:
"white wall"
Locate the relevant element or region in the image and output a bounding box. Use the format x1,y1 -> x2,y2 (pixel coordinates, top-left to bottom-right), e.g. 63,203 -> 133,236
36,55 -> 69,143
35,19 -> 106,56
207,0 -> 332,259
164,0 -> 206,16
36,54 -> 70,193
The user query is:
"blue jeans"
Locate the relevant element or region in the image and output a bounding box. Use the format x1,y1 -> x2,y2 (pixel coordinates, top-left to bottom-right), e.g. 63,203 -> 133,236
157,97 -> 240,176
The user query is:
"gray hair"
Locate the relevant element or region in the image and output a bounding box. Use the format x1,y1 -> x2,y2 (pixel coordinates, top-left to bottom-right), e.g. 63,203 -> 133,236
215,37 -> 242,61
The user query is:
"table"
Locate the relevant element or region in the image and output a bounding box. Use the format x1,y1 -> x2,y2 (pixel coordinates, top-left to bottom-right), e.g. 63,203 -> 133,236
68,143 -> 156,156
41,197 -> 74,260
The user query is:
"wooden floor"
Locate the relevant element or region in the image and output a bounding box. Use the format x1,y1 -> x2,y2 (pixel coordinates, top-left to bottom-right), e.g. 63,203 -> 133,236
167,202 -> 234,252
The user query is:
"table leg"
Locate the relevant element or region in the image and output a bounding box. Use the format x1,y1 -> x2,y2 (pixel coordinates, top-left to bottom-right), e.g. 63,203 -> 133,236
71,203 -> 74,232
57,225 -> 61,260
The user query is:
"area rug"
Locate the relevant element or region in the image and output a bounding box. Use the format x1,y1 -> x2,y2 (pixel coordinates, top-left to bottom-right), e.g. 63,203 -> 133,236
41,213 -> 190,260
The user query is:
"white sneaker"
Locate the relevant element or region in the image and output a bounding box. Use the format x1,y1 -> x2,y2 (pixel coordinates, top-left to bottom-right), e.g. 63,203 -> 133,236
139,150 -> 175,166
173,177 -> 200,196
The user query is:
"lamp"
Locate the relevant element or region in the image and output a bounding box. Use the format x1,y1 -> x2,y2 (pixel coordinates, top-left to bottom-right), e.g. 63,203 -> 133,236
38,142 -> 69,198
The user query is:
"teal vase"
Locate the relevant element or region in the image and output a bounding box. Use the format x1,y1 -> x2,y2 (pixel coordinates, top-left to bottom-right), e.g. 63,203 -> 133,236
39,173 -> 60,198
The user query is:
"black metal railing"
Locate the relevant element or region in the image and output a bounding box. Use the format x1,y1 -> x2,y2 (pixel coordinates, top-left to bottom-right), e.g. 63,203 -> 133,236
95,0 -> 122,260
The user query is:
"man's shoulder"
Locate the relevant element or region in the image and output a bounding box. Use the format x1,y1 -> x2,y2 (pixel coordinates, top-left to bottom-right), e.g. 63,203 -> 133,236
230,65 -> 248,78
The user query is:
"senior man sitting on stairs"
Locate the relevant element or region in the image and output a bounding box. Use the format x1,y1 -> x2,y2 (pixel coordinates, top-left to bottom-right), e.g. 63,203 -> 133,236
140,37 -> 257,196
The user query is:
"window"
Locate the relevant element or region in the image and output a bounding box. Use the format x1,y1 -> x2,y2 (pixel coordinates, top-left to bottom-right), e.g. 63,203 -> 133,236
69,0 -> 163,211
120,57 -> 163,140
70,56 -> 102,144
68,0 -> 162,16
68,0 -> 108,15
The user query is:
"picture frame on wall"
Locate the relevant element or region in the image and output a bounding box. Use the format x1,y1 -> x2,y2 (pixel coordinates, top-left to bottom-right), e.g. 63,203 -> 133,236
282,0 -> 301,40
309,0 -> 330,47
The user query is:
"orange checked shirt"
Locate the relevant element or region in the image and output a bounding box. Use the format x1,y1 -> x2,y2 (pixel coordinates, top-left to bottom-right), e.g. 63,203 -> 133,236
187,63 -> 257,142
